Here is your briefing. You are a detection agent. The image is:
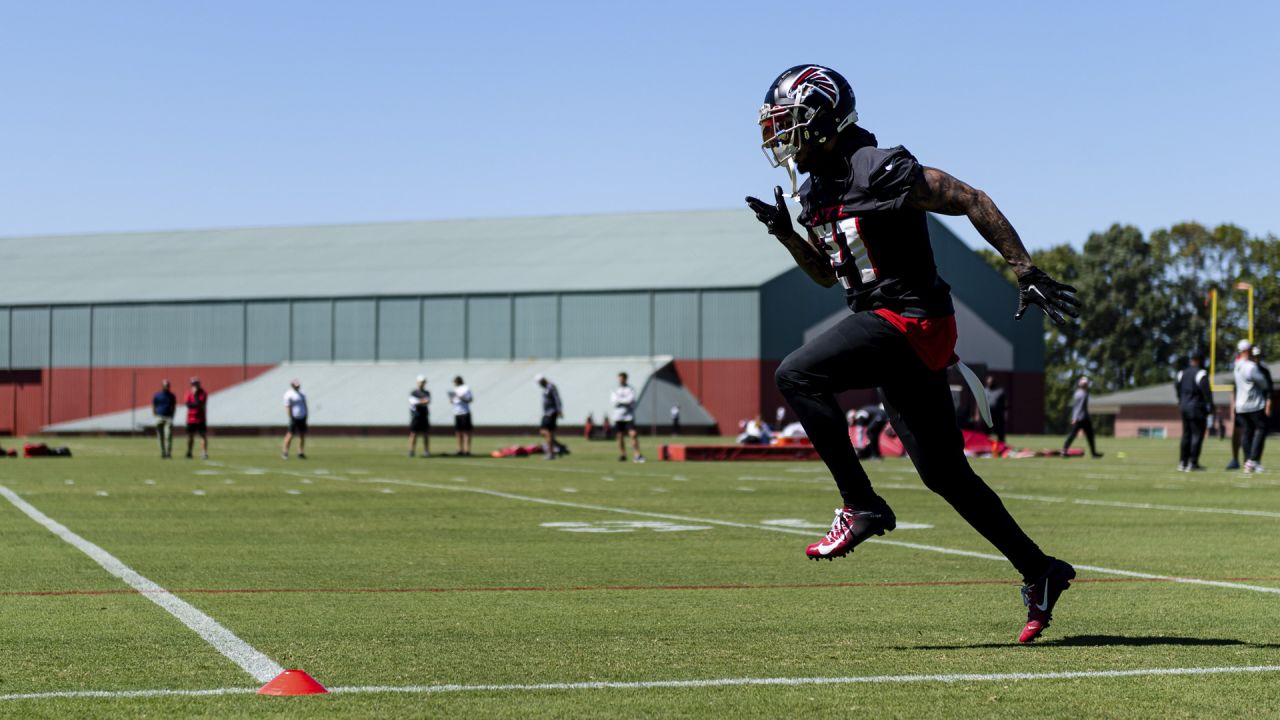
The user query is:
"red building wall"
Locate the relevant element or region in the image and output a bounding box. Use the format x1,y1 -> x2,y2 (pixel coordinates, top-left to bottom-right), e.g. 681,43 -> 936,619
0,365 -> 274,437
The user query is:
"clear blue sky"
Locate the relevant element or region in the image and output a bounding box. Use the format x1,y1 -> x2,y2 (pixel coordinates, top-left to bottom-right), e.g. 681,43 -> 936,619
2,1 -> 1277,251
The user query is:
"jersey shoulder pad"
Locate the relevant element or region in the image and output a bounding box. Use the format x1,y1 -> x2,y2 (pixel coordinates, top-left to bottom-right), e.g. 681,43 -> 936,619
853,145 -> 921,202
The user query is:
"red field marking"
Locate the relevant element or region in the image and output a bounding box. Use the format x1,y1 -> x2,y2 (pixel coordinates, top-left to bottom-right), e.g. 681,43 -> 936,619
6,576 -> 1280,598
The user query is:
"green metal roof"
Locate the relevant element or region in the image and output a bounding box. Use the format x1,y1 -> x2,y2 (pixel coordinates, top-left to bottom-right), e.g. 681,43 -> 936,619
0,210 -> 793,305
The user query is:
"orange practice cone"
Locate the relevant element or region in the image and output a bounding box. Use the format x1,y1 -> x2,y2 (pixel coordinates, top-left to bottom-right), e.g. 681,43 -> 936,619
258,669 -> 329,696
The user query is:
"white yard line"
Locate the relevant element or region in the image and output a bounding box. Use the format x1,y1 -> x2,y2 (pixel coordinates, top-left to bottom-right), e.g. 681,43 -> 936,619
0,486 -> 284,683
253,470 -> 1280,597
5,664 -> 1280,702
877,482 -> 1280,520
0,688 -> 258,701
329,664 -> 1280,693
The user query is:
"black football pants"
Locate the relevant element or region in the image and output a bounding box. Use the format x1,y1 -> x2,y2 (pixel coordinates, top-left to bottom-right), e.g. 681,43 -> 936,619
775,311 -> 1051,580
1238,410 -> 1267,463
1063,418 -> 1098,456
1179,414 -> 1206,466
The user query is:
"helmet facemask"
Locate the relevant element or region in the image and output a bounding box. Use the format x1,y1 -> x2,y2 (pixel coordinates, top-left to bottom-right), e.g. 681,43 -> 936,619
759,101 -> 857,199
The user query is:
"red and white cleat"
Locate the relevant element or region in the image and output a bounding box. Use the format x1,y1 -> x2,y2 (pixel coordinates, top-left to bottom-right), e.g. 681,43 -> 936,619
805,503 -> 896,561
1018,558 -> 1076,643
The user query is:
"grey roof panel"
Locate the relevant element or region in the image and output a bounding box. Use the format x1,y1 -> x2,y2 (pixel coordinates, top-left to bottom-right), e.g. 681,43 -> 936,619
1091,373 -> 1234,413
0,210 -> 792,305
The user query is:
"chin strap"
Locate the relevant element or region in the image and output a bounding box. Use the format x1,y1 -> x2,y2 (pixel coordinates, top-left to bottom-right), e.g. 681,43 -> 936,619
954,360 -> 992,428
784,158 -> 800,200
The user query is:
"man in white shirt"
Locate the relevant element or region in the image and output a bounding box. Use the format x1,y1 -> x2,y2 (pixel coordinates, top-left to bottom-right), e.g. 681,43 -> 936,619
282,378 -> 308,460
449,375 -> 475,457
610,372 -> 645,463
1233,340 -> 1271,473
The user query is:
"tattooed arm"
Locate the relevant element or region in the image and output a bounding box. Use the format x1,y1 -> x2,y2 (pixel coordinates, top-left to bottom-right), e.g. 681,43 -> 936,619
904,167 -> 1034,278
780,229 -> 836,288
746,187 -> 836,287
905,166 -> 1080,325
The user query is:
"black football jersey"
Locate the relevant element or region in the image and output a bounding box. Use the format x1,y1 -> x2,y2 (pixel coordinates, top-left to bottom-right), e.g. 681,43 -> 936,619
797,143 -> 955,318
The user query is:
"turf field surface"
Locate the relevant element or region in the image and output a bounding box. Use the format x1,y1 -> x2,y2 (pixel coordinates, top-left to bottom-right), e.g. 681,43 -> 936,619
1,434 -> 1278,718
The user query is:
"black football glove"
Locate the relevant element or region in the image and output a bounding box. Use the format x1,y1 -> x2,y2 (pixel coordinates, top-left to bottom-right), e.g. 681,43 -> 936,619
745,186 -> 794,239
1015,266 -> 1080,326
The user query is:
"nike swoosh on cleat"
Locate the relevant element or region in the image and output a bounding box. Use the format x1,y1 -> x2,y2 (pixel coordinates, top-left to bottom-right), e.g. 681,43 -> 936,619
1035,579 -> 1051,612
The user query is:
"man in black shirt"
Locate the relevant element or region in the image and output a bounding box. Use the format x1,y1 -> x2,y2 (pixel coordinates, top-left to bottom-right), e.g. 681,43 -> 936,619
851,404 -> 888,460
1175,355 -> 1213,471
152,379 -> 177,459
747,65 -> 1080,643
985,376 -> 1007,444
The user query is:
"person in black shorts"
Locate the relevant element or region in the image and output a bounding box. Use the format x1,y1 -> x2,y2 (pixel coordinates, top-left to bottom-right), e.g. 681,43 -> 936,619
747,65 -> 1080,643
449,376 -> 474,456
537,374 -> 565,459
408,375 -> 431,457
610,372 -> 645,463
281,378 -> 308,460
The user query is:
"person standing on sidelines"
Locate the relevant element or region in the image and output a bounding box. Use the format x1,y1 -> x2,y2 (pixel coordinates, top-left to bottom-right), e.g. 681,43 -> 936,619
1233,340 -> 1270,473
449,376 -> 474,457
184,377 -> 209,460
281,378 -> 308,460
1175,356 -> 1212,471
671,404 -> 681,435
1062,377 -> 1102,458
852,404 -> 888,460
985,376 -> 1007,444
536,374 -> 564,459
1253,345 -> 1272,466
408,376 -> 431,457
152,379 -> 176,459
610,372 -> 645,463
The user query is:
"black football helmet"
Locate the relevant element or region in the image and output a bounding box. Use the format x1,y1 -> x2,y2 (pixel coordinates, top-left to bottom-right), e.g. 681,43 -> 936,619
759,65 -> 858,196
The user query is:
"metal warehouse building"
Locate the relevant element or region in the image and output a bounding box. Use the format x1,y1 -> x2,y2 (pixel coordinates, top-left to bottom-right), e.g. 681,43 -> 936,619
0,210 -> 1044,436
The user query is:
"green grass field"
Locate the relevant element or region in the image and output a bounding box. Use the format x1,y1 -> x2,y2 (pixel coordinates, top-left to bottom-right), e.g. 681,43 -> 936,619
1,432 -> 1278,718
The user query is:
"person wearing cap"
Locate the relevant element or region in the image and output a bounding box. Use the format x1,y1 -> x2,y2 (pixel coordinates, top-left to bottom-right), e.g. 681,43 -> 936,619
282,378 -> 308,460
448,376 -> 475,456
408,376 -> 431,457
1062,376 -> 1102,458
184,377 -> 209,460
537,374 -> 565,459
1175,355 -> 1212,471
1231,340 -> 1270,473
152,379 -> 177,459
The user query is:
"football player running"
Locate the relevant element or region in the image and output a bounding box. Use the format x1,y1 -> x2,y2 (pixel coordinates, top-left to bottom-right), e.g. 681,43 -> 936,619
747,65 -> 1080,643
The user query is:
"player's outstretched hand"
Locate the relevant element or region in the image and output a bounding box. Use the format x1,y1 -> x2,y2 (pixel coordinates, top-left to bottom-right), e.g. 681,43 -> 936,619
1015,266 -> 1080,326
745,186 -> 793,239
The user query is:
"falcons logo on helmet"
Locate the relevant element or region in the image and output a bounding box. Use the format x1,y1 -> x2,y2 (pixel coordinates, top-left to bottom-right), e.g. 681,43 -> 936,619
789,66 -> 839,106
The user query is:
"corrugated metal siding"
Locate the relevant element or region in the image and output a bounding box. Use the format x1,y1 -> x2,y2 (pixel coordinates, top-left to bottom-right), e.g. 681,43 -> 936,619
653,291 -> 699,358
0,308 -> 10,369
467,296 -> 512,359
334,300 -> 376,361
700,290 -> 759,359
11,307 -> 50,368
560,293 -> 650,357
173,304 -> 245,365
423,297 -> 465,359
292,300 -> 333,361
52,306 -> 92,367
246,301 -> 290,364
90,304 -> 244,367
514,295 -> 557,359
377,298 -> 420,361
